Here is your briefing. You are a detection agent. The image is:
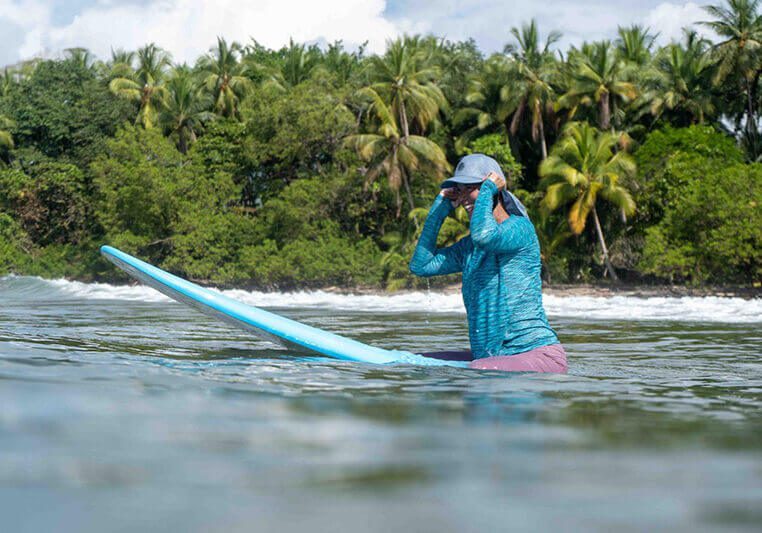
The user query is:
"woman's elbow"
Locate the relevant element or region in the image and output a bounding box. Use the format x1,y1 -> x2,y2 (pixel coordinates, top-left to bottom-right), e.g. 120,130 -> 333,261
470,229 -> 494,250
409,260 -> 427,277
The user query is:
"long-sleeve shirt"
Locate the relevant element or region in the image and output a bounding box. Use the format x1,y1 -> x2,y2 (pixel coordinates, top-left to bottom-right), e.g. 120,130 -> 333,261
409,180 -> 558,358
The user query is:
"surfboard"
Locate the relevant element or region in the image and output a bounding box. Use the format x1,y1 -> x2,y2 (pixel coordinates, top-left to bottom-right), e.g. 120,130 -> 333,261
100,246 -> 468,368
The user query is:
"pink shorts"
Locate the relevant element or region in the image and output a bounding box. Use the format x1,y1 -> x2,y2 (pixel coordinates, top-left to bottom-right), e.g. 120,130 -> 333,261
469,344 -> 567,373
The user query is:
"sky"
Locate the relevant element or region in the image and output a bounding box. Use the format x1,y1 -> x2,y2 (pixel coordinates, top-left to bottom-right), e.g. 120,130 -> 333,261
0,0 -> 715,68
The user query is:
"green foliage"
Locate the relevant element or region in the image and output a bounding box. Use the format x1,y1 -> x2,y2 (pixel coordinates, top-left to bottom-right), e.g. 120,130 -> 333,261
91,125 -> 186,256
464,134 -> 524,186
634,125 -> 744,223
1,31 -> 761,289
245,80 -> 355,201
14,162 -> 89,245
6,59 -> 133,162
0,213 -> 32,274
639,153 -> 762,283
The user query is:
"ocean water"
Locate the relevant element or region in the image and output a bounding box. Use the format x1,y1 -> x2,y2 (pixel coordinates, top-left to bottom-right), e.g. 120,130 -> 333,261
1,276 -> 760,532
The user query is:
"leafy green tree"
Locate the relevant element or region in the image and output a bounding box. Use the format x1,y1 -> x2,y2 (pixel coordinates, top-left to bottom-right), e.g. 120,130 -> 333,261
91,125 -> 187,256
6,59 -> 134,161
199,37 -> 251,119
639,152 -> 761,283
701,0 -> 762,156
11,162 -> 89,245
559,41 -> 638,130
503,19 -> 562,159
109,43 -> 172,129
245,79 -> 356,202
160,68 -> 213,153
633,125 -> 744,226
539,122 -> 636,280
463,133 -> 523,186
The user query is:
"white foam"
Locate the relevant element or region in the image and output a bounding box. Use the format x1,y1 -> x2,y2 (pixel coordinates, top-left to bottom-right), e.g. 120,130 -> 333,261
47,278 -> 171,302
11,277 -> 762,324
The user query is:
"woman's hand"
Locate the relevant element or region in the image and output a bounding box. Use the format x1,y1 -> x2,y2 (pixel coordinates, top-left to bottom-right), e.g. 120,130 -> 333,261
485,171 -> 506,191
440,187 -> 459,207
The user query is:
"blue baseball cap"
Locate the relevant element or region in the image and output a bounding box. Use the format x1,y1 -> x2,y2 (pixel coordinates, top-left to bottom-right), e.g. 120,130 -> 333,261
441,153 -> 529,218
440,153 -> 504,188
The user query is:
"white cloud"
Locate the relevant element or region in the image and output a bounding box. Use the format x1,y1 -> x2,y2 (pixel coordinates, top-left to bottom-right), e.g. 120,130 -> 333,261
1,0 -> 401,66
645,2 -> 712,44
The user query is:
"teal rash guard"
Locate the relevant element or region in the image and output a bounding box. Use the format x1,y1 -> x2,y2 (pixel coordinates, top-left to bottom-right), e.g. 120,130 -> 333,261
409,180 -> 559,359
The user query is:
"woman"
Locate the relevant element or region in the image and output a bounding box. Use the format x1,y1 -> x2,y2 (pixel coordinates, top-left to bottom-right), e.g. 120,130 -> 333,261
409,154 -> 566,372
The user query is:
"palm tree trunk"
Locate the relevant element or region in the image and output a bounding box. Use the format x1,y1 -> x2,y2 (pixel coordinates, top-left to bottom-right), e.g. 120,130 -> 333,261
600,91 -> 610,130
538,116 -> 548,160
399,101 -> 410,141
591,204 -> 619,282
401,168 -> 415,212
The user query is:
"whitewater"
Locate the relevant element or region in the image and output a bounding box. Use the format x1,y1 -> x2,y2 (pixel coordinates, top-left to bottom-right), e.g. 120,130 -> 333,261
4,275 -> 760,324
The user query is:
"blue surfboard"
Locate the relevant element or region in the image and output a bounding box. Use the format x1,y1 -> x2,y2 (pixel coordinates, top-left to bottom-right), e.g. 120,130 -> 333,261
100,246 -> 468,368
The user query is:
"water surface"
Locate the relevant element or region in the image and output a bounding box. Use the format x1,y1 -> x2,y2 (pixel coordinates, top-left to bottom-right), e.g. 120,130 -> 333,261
1,277 -> 761,532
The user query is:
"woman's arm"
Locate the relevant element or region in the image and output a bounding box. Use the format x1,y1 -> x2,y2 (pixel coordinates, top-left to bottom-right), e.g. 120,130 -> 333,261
470,180 -> 532,254
409,195 -> 467,277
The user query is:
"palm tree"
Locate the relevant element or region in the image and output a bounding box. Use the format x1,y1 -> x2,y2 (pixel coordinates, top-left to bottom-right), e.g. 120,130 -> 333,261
641,30 -> 716,125
160,69 -> 213,154
64,47 -> 95,70
1,68 -> 16,97
364,36 -> 447,140
321,40 -> 365,86
701,0 -> 762,156
503,19 -> 561,159
453,54 -> 513,151
558,40 -> 638,131
107,48 -> 136,80
249,38 -> 322,92
539,122 -> 636,280
198,37 -> 251,119
615,25 -> 658,66
345,88 -> 450,216
109,43 -> 172,129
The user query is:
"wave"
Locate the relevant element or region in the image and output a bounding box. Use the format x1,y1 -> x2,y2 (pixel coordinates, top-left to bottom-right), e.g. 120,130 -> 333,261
2,275 -> 760,323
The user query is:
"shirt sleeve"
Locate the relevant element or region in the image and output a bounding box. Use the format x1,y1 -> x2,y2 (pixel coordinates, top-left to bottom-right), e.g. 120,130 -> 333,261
409,195 -> 468,277
469,180 -> 533,254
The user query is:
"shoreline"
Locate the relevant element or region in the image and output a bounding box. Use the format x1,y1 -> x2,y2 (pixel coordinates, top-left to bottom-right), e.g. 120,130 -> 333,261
318,283 -> 762,299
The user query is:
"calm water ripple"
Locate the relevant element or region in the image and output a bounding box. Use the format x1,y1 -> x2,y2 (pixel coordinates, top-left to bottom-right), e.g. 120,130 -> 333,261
1,277 -> 761,532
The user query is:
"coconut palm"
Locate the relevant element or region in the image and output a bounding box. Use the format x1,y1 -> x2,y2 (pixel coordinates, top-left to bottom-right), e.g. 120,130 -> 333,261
701,0 -> 762,155
558,40 -> 638,131
198,37 -> 251,119
107,48 -> 136,80
364,36 -> 447,139
641,30 -> 716,125
345,87 -> 450,216
503,19 -> 562,159
453,54 -> 513,151
109,43 -> 172,129
539,121 -> 636,280
320,40 -> 365,86
615,25 -> 658,66
160,69 -> 213,154
64,47 -> 95,70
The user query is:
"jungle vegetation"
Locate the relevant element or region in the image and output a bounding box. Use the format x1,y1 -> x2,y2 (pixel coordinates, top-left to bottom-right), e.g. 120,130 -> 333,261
0,0 -> 759,288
